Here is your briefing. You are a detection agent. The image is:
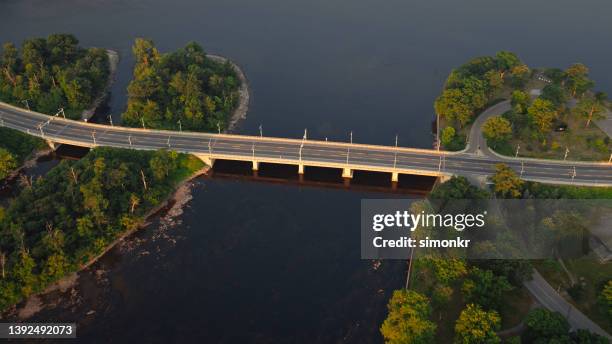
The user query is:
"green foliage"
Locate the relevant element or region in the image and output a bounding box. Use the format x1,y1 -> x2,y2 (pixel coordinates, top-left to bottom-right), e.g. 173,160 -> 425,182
565,63 -> 594,98
600,280 -> 612,324
461,268 -> 513,311
122,39 -> 240,132
380,289 -> 437,344
0,34 -> 109,118
490,163 -> 524,198
0,148 -> 203,310
527,98 -> 557,135
511,90 -> 531,114
482,116 -> 512,148
423,258 -> 468,285
454,303 -> 501,344
574,95 -> 607,128
472,260 -> 532,287
0,148 -> 17,180
541,83 -> 568,107
429,176 -> 490,200
0,127 -> 45,165
440,126 -> 467,151
523,308 -> 570,342
435,52 -> 523,128
510,64 -> 531,88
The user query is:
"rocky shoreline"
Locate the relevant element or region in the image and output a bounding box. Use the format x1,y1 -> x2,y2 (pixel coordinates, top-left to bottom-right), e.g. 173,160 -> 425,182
5,52 -> 250,320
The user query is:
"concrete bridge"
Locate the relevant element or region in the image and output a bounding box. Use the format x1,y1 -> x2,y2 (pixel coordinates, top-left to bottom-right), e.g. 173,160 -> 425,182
1,102 -> 611,187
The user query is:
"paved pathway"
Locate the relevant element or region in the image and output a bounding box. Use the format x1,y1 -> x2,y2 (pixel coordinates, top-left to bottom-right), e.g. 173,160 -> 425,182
524,270 -> 611,339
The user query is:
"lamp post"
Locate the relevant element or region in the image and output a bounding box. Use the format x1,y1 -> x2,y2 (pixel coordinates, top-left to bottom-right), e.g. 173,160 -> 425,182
141,117 -> 146,129
564,147 -> 569,161
108,115 -> 113,126
515,144 -> 520,158
259,124 -> 263,137
394,134 -> 398,169
22,99 -> 30,111
178,120 -> 182,132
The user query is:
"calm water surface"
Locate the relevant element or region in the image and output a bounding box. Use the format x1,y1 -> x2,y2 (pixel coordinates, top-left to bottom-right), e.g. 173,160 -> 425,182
2,0 -> 612,342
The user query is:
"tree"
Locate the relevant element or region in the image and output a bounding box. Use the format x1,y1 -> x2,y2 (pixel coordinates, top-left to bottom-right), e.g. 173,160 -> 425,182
495,51 -> 521,79
461,268 -> 512,310
425,258 -> 468,285
523,308 -> 570,342
511,90 -> 530,114
541,84 -> 568,107
441,126 -> 456,147
490,163 -> 524,198
380,289 -> 437,344
528,98 -> 557,135
510,64 -> 530,87
0,148 -> 17,180
573,92 -> 607,127
482,116 -> 512,148
454,304 -> 501,344
599,280 -> 612,323
435,88 -> 473,127
565,63 -> 594,97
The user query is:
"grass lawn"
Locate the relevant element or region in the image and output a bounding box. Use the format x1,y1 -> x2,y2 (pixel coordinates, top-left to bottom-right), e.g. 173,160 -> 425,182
535,257 -> 612,333
504,113 -> 611,162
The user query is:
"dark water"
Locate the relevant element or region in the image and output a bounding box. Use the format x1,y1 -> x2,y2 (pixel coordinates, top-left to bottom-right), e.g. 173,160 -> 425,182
2,0 -> 612,342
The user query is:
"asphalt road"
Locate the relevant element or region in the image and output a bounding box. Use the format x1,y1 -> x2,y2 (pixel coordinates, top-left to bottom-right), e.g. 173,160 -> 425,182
1,102 -> 611,186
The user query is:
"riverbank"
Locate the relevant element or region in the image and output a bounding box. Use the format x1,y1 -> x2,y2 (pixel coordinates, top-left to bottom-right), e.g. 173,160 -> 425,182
4,50 -> 249,319
1,49 -> 120,186
3,154 -> 210,320
206,54 -> 250,132
82,49 -> 120,121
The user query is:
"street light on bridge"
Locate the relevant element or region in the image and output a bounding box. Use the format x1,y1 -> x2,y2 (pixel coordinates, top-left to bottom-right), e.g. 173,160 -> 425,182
178,120 -> 182,132
259,124 -> 263,137
394,134 -> 398,169
22,99 -> 30,111
141,117 -> 146,129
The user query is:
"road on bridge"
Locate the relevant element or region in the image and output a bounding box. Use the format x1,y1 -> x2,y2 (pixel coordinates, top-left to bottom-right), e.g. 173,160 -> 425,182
1,102 -> 611,186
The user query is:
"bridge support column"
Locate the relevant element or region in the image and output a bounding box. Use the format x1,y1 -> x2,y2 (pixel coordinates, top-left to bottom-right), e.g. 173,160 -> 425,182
342,168 -> 353,179
199,157 -> 215,167
391,172 -> 399,183
45,140 -> 57,151
437,174 -> 451,184
252,161 -> 259,171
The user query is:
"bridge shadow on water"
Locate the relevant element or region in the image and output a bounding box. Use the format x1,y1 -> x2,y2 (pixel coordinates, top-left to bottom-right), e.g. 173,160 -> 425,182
206,160 -> 436,195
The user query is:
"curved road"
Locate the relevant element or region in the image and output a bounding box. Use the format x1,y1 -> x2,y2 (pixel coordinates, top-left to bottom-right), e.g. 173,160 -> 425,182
0,102 -> 610,186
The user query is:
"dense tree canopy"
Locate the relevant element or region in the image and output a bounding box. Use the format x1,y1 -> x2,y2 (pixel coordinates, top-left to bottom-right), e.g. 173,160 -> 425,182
0,148 -> 203,310
0,34 -> 110,119
490,163 -> 524,198
482,116 -> 512,148
380,289 -> 437,344
454,303 -> 501,344
435,52 -> 524,130
122,39 -> 240,132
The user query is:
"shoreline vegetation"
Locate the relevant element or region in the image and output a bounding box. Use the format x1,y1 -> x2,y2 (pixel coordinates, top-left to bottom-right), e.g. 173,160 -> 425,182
380,172 -> 612,343
435,51 -> 611,161
0,36 -> 249,318
122,38 -> 243,133
0,34 -> 115,182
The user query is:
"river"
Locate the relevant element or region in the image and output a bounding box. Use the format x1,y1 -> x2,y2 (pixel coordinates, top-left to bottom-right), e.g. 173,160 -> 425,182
1,0 -> 612,343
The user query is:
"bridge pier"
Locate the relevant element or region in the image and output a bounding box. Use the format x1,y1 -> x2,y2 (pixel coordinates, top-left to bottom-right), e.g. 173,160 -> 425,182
198,157 -> 215,167
45,140 -> 58,151
342,168 -> 353,179
391,172 -> 399,183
